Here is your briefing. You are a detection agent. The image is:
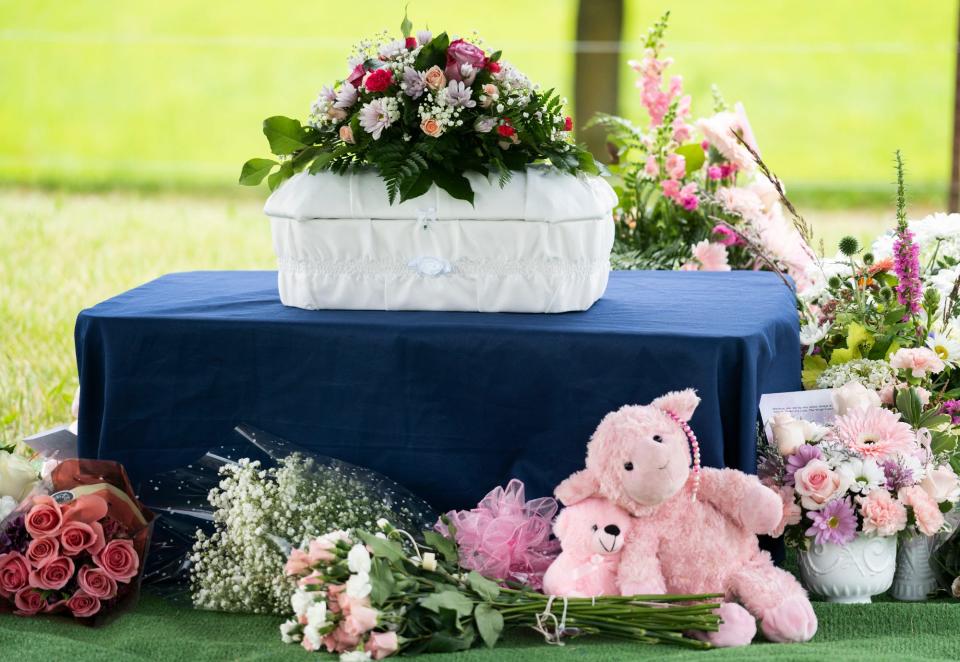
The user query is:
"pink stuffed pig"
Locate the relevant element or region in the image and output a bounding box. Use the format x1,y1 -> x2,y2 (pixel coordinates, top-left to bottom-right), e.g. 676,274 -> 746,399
542,497 -> 632,598
556,389 -> 817,647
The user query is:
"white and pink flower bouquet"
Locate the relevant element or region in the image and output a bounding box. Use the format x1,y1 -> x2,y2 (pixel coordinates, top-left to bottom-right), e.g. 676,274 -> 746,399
593,12 -> 816,290
0,459 -> 153,622
278,519 -> 724,659
240,11 -> 597,204
760,382 -> 959,550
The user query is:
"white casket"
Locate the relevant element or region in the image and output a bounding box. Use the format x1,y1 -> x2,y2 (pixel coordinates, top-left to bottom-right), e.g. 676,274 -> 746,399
264,166 -> 617,313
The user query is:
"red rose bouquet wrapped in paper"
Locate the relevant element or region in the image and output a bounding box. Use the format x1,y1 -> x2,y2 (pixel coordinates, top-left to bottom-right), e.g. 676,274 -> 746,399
0,459 -> 154,623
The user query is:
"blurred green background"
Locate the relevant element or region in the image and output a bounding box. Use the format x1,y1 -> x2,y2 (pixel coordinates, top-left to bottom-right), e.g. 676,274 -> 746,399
1,0 -> 958,442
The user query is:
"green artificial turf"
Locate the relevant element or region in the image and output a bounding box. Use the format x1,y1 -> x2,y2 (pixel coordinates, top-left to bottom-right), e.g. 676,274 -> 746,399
0,591 -> 957,661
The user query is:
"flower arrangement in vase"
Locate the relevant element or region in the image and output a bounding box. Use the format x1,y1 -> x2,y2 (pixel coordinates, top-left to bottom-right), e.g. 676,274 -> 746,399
590,12 -> 816,291
240,11 -> 597,204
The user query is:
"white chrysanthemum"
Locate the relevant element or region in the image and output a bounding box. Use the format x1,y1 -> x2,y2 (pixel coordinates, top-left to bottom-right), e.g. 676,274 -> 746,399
358,98 -> 399,140
444,80 -> 476,108
378,38 -> 406,59
799,321 -> 829,348
838,458 -> 885,494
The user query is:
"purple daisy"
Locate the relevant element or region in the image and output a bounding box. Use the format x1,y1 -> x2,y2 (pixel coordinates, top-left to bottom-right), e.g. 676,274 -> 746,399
784,444 -> 823,486
806,497 -> 857,546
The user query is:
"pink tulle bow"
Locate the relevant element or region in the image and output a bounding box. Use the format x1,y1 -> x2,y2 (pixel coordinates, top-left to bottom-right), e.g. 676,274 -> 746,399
437,479 -> 560,591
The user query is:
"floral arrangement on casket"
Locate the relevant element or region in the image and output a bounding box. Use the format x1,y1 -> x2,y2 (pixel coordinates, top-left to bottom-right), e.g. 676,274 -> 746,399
240,12 -> 597,204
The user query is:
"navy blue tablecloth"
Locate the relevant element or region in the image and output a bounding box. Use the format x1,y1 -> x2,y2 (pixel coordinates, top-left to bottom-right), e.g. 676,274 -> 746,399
75,270 -> 800,511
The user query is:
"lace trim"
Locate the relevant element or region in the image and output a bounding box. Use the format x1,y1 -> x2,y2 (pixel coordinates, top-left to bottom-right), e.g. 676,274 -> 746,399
277,256 -> 608,279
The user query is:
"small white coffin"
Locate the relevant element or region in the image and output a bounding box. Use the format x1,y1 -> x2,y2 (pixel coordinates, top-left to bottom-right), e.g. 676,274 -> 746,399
264,167 -> 617,313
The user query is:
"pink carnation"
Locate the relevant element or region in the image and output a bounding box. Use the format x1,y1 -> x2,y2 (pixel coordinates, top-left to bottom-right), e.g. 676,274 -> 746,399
889,347 -> 945,378
857,490 -> 907,536
665,153 -> 686,180
688,240 -> 730,272
899,485 -> 945,536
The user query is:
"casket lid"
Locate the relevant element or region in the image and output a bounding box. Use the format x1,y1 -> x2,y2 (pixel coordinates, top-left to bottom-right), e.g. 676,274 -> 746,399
264,166 -> 617,223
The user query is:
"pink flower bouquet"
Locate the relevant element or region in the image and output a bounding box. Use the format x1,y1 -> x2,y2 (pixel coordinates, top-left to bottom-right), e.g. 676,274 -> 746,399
0,459 -> 154,623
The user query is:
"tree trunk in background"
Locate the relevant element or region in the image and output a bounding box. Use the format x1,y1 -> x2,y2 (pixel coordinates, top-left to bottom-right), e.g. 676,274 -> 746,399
951,3 -> 960,212
575,0 -> 624,161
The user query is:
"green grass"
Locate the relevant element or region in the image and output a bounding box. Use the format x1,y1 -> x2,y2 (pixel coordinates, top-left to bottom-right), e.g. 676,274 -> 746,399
1,1 -> 957,203
0,591 -> 957,661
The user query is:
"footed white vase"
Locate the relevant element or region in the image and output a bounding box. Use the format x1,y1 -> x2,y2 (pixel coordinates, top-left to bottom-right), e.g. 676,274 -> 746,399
798,534 -> 897,603
890,535 -> 938,601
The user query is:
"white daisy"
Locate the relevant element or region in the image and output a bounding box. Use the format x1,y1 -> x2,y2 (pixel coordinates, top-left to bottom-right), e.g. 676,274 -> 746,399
838,458 -> 885,495
927,331 -> 960,367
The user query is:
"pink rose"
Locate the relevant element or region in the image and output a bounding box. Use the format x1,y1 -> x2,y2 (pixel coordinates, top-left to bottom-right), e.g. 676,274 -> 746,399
420,117 -> 443,138
66,589 -> 101,618
26,537 -> 59,568
77,564 -> 118,599
794,459 -> 843,510
13,587 -> 45,616
423,65 -> 446,92
366,631 -> 399,660
899,485 -> 945,536
0,552 -> 31,596
24,495 -> 63,538
920,465 -> 960,503
445,39 -> 485,83
60,520 -> 105,557
94,539 -> 139,583
28,555 -> 74,590
342,602 -> 379,637
889,347 -> 946,378
857,490 -> 907,536
284,548 -> 311,576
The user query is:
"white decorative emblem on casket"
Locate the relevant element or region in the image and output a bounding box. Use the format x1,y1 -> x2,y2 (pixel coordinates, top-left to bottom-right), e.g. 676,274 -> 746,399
265,166 -> 617,313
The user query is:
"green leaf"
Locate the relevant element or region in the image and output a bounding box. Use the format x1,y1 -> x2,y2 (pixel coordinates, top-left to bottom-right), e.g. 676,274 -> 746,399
400,5 -> 413,38
368,557 -> 396,606
419,590 -> 474,618
801,354 -> 828,389
357,530 -> 406,563
895,387 -> 924,429
267,160 -> 293,191
422,530 -> 458,565
421,632 -> 474,653
262,116 -> 309,155
467,571 -> 500,601
675,143 -> 706,175
414,32 -> 449,70
431,167 -> 474,205
931,431 -> 957,455
487,50 -> 502,63
474,603 -> 504,648
238,158 -> 277,186
307,150 -> 337,175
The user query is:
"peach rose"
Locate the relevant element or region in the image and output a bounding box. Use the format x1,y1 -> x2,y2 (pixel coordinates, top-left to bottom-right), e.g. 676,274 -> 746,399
327,107 -> 347,122
0,552 -> 30,596
794,459 -> 843,510
94,539 -> 139,583
480,83 -> 499,108
423,65 -> 446,91
857,490 -> 907,536
338,125 -> 355,144
366,631 -> 399,660
26,536 -> 59,568
420,117 -> 443,138
66,589 -> 101,618
13,587 -> 45,615
28,555 -> 74,590
24,496 -> 63,538
920,465 -> 960,503
61,520 -> 105,557
77,565 -> 118,600
889,347 -> 945,378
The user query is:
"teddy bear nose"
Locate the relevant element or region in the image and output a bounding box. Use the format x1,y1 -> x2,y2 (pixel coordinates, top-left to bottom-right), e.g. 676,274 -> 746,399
604,524 -> 620,536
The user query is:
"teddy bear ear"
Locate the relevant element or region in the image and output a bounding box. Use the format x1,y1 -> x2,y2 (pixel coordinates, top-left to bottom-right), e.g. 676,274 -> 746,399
554,469 -> 599,505
651,388 -> 700,422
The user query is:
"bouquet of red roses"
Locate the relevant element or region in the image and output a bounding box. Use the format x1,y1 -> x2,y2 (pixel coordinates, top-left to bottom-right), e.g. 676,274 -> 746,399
0,459 -> 154,622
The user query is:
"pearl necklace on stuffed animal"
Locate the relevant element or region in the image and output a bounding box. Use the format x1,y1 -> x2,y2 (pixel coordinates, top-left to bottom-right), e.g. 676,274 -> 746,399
663,409 -> 701,502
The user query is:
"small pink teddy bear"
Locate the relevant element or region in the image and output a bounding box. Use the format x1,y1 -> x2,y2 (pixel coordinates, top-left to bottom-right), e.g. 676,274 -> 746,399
556,389 -> 817,647
542,497 -> 632,598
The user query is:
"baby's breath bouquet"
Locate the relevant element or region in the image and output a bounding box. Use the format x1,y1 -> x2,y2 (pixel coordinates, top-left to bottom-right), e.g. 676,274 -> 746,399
143,425 -> 434,615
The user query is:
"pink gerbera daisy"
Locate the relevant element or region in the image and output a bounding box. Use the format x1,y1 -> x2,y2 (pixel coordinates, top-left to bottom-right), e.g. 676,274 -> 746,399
829,407 -> 915,460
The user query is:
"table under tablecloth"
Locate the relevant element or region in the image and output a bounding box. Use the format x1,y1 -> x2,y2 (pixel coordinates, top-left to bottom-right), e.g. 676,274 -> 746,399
75,270 -> 800,510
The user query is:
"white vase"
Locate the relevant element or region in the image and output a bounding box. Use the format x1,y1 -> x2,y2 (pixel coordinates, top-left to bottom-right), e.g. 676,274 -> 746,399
890,535 -> 938,601
798,534 -> 897,603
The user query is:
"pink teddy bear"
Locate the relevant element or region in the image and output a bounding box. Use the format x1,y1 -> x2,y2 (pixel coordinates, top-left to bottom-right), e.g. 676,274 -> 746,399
542,497 -> 632,598
556,389 -> 817,647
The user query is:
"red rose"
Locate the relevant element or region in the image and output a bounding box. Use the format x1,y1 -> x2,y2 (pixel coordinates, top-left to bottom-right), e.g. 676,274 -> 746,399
94,539 -> 139,583
24,495 -> 63,538
563,116 -> 573,131
60,520 -> 105,557
13,587 -> 45,616
77,564 -> 117,599
66,589 -> 101,618
497,124 -> 516,138
364,68 -> 393,93
485,60 -> 500,73
26,536 -> 59,567
405,36 -> 417,49
28,555 -> 74,590
0,552 -> 30,596
346,63 -> 365,88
